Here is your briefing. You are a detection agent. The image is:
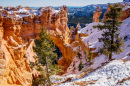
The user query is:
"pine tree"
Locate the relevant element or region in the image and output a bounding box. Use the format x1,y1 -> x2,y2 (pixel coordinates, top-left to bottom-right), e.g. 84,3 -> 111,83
93,4 -> 124,60
32,27 -> 63,86
77,46 -> 81,59
78,60 -> 83,71
84,49 -> 87,59
88,51 -> 93,62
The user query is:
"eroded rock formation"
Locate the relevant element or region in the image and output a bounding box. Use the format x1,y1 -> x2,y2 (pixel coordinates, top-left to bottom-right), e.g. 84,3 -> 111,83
92,6 -> 102,23
0,5 -> 90,85
0,3 -> 128,85
103,2 -> 130,21
0,10 -> 32,85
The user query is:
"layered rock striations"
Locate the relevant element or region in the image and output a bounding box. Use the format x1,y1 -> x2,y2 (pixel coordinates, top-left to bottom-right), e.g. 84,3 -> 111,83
0,3 -> 129,85
0,5 -> 90,85
0,9 -> 32,85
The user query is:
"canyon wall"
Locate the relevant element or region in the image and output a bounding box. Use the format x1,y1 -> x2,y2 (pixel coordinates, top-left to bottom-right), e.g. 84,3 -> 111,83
0,3 -> 129,85
0,8 -> 33,85
0,5 -> 90,85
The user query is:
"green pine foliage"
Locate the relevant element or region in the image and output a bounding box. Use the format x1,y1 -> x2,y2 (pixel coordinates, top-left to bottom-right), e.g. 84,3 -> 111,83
84,50 -> 93,62
77,46 -> 81,59
73,61 -> 75,67
93,4 -> 124,60
32,27 -> 63,86
84,50 -> 87,59
88,51 -> 93,62
78,60 -> 83,71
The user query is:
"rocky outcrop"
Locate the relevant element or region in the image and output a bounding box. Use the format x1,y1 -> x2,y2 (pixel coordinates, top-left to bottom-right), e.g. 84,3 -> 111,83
0,12 -> 32,85
120,2 -> 130,20
92,6 -> 102,23
0,5 -> 91,85
1,3 -> 129,85
103,2 -> 130,21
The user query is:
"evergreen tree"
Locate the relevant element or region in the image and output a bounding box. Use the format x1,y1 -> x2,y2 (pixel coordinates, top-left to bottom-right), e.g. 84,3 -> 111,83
84,49 -> 87,59
93,4 -> 124,60
32,27 -> 63,86
88,51 -> 93,62
77,46 -> 81,59
78,60 -> 83,71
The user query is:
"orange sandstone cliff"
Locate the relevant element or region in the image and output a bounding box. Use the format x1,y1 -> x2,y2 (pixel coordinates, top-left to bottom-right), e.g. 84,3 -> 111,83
0,5 -> 90,85
0,3 -> 128,85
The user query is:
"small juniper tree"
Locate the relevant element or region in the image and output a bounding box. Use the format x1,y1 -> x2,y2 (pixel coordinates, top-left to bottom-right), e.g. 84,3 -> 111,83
77,46 -> 81,59
84,50 -> 87,59
32,27 -> 63,86
93,4 -> 124,60
73,61 -> 76,73
78,60 -> 83,71
88,51 -> 93,62
84,49 -> 88,62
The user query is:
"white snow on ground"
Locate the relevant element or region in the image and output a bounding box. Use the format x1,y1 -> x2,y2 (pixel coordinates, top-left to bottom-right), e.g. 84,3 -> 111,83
6,6 -> 61,19
52,10 -> 60,15
80,17 -> 130,69
53,17 -> 130,86
57,60 -> 130,86
91,17 -> 130,69
80,22 -> 103,53
115,17 -> 130,60
7,8 -> 37,19
37,6 -> 61,16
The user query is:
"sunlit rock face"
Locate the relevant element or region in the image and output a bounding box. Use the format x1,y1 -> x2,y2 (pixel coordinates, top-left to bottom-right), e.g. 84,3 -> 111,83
0,9 -> 32,85
92,6 -> 102,23
0,5 -> 86,85
0,3 -> 129,85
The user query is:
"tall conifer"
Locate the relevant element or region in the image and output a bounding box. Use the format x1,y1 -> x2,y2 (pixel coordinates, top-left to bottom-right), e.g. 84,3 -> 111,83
93,4 -> 124,60
32,27 -> 62,86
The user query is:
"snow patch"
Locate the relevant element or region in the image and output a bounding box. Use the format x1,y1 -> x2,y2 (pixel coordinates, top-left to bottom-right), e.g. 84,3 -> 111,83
57,60 -> 130,86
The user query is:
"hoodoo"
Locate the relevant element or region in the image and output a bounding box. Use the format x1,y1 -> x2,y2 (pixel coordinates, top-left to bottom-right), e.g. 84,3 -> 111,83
92,6 -> 102,23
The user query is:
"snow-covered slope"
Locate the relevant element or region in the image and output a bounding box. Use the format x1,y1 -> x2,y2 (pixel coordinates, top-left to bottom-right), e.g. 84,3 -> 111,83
57,59 -> 130,86
81,17 -> 130,69
54,17 -> 130,86
80,22 -> 103,52
82,17 -> 130,59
